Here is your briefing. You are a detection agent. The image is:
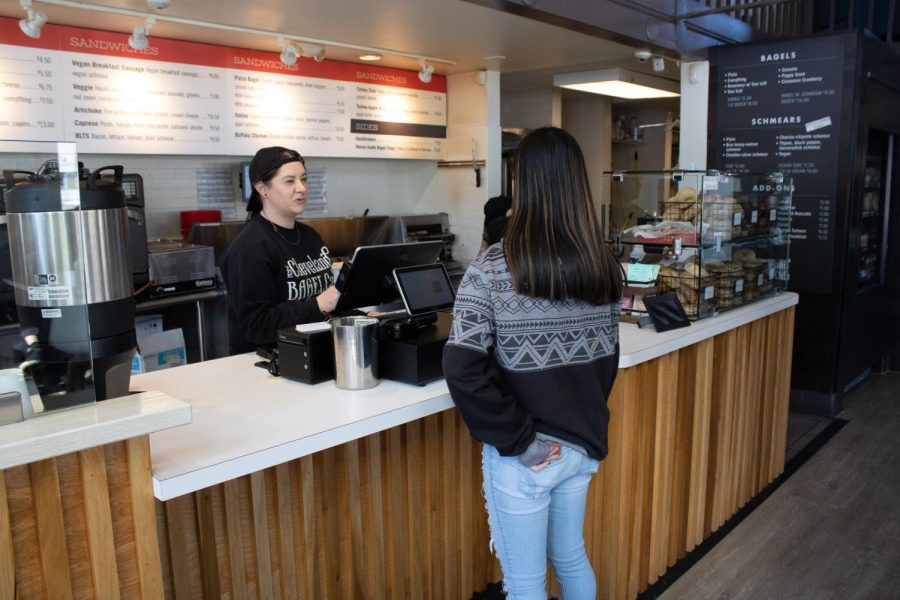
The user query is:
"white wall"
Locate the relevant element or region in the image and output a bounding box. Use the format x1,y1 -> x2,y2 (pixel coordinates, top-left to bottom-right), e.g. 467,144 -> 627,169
0,152 -> 437,238
501,88 -> 561,131
413,71 -> 497,264
562,95 -> 613,210
679,61 -> 709,170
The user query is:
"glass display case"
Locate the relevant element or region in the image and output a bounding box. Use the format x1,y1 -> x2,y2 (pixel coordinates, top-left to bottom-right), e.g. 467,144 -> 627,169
859,129 -> 891,290
605,170 -> 792,321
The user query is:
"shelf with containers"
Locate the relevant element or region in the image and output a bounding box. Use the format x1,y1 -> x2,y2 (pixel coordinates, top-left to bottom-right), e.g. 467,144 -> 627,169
858,129 -> 891,290
605,170 -> 792,321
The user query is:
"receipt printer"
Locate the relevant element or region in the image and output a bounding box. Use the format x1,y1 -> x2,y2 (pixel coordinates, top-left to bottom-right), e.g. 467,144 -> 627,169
277,323 -> 335,384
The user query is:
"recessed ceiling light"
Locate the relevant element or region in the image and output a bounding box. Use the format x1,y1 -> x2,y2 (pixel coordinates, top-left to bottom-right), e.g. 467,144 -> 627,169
358,54 -> 382,62
554,67 -> 680,99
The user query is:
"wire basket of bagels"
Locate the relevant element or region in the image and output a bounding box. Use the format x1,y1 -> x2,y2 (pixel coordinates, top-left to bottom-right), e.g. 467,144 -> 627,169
701,195 -> 745,242
732,248 -> 774,301
703,260 -> 746,308
657,259 -> 717,320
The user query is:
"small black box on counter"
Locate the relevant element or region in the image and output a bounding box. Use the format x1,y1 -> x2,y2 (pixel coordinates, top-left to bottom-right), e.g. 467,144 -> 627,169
376,312 -> 451,386
277,324 -> 335,384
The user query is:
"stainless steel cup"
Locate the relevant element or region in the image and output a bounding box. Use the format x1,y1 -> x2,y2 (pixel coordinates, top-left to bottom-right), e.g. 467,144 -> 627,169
330,316 -> 380,390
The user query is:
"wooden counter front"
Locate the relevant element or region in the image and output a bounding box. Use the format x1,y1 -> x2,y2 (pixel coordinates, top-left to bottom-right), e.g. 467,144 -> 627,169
0,391 -> 190,598
149,303 -> 795,599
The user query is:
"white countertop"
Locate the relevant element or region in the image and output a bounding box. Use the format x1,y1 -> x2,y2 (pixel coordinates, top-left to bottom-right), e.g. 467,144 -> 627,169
135,366 -> 454,500
618,292 -> 799,367
137,292 -> 798,501
0,390 -> 191,470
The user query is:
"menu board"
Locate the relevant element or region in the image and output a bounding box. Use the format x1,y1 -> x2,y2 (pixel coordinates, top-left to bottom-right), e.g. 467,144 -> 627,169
0,18 -> 446,159
710,35 -> 848,294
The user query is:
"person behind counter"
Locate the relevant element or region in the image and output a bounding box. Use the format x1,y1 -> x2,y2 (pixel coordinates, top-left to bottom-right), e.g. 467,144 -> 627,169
220,147 -> 340,354
480,194 -> 512,253
443,127 -> 623,599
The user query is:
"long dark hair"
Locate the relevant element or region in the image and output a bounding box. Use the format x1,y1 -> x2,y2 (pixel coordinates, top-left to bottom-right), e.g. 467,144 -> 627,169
504,127 -> 623,305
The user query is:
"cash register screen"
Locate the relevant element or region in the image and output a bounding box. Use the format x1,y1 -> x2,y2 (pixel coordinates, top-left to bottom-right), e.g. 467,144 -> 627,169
393,264 -> 455,316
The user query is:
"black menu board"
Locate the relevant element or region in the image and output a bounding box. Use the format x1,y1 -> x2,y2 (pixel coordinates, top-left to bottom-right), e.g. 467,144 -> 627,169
710,35 -> 849,294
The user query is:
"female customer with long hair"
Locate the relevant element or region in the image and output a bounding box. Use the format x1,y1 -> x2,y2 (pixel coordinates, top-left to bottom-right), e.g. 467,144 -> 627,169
443,127 -> 623,599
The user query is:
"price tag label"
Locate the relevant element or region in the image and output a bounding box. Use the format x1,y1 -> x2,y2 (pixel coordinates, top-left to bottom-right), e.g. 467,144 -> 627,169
673,237 -> 682,255
735,279 -> 744,293
733,211 -> 742,226
704,286 -> 714,300
757,273 -> 764,286
769,266 -> 776,280
702,176 -> 719,191
714,232 -> 723,253
751,210 -> 758,224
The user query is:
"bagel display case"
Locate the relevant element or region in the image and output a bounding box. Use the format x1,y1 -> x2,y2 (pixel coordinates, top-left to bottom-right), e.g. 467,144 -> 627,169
605,170 -> 791,321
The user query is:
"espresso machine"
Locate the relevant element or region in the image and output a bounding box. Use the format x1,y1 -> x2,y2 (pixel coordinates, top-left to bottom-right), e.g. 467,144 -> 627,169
2,161 -> 136,408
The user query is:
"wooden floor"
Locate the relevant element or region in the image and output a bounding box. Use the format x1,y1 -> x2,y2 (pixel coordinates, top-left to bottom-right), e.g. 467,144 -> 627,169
659,371 -> 900,600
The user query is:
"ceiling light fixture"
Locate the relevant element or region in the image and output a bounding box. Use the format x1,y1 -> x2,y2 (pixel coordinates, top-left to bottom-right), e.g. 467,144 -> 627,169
128,16 -> 155,50
299,43 -> 325,63
358,53 -> 382,62
553,67 -> 680,99
18,0 -> 48,39
278,37 -> 297,66
29,0 -> 456,70
418,59 -> 434,84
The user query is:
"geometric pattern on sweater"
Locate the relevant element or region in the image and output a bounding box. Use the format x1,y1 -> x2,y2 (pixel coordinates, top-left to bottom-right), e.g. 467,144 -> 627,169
448,244 -> 619,372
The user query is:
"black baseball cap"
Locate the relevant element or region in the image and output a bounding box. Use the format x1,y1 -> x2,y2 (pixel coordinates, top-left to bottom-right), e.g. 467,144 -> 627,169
249,146 -> 304,184
246,147 -> 305,212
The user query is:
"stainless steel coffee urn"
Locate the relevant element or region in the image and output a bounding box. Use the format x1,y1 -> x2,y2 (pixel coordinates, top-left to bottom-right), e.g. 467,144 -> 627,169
2,161 -> 136,406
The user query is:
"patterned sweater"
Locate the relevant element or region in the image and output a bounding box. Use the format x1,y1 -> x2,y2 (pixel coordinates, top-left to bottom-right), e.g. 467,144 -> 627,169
442,244 -> 620,463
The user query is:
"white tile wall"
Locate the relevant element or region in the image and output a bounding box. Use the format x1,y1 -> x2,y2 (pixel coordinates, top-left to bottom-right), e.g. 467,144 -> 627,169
1,152 -> 443,238
1,71 -> 496,265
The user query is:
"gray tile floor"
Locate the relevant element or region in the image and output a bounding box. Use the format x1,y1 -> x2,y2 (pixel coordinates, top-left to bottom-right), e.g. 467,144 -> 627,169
785,411 -> 835,463
659,371 -> 900,600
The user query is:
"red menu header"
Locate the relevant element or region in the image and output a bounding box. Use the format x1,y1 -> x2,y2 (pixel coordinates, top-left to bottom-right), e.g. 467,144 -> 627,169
0,17 -> 447,92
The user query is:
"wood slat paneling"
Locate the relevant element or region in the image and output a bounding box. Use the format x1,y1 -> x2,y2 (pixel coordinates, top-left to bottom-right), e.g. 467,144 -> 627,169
78,446 -> 121,600
125,437 -> 165,600
2,437 -> 164,599
0,469 -> 16,599
30,458 -> 74,600
154,309 -> 795,600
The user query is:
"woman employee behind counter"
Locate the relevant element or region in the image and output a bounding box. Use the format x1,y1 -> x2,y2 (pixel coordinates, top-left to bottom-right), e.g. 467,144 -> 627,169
220,146 -> 340,355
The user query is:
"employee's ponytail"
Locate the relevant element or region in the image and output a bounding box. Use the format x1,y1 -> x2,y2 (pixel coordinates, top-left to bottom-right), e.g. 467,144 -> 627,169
246,190 -> 263,214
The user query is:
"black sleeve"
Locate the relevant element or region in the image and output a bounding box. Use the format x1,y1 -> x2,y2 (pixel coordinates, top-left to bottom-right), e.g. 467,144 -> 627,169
443,345 -> 536,456
441,264 -> 535,456
223,236 -> 323,348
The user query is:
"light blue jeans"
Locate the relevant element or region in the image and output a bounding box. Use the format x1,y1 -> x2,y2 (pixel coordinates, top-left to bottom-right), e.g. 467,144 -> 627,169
482,443 -> 600,600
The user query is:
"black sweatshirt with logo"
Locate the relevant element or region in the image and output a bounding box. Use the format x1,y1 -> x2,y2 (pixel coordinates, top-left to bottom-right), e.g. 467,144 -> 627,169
220,214 -> 333,354
442,244 -> 620,464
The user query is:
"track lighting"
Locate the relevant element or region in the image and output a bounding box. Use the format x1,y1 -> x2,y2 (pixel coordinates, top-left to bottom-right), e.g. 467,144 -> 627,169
278,37 -> 297,66
12,0 -> 456,72
418,59 -> 434,84
299,43 -> 325,63
18,0 -> 47,39
128,17 -> 156,51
